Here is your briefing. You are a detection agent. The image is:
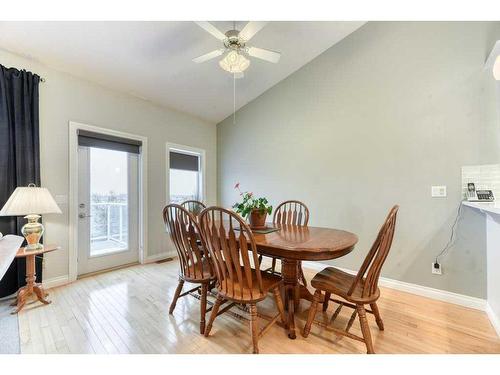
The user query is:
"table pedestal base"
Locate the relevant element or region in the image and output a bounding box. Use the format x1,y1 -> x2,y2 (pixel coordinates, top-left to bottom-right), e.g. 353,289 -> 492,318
281,259 -> 317,339
11,253 -> 51,314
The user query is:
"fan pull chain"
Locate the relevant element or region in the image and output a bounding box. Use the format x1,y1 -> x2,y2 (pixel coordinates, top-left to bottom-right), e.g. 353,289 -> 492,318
233,72 -> 236,124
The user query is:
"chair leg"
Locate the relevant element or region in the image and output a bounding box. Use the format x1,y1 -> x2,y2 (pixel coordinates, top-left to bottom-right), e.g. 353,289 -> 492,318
303,290 -> 322,338
272,287 -> 287,325
169,279 -> 184,314
200,283 -> 208,334
204,294 -> 223,337
322,292 -> 331,311
298,262 -> 307,287
258,255 -> 263,267
370,302 -> 384,331
271,258 -> 277,274
249,303 -> 259,354
357,304 -> 375,354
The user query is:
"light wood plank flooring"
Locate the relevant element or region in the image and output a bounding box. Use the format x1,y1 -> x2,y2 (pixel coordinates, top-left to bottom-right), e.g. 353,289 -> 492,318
16,260 -> 500,354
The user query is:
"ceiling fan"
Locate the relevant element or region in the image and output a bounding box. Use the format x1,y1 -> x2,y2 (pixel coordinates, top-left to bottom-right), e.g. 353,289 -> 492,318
193,21 -> 281,78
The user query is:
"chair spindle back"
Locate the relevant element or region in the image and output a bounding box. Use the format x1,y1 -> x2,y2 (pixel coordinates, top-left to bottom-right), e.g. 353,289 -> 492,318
273,200 -> 310,227
163,204 -> 212,280
181,200 -> 206,216
348,205 -> 399,298
199,207 -> 263,300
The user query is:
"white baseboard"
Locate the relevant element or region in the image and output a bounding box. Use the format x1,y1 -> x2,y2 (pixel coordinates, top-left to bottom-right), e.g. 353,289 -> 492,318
42,275 -> 70,289
302,261 -> 487,311
378,275 -> 486,310
486,303 -> 500,337
144,251 -> 176,264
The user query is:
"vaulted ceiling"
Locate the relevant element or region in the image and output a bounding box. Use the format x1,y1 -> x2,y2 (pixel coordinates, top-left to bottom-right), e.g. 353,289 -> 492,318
0,21 -> 365,123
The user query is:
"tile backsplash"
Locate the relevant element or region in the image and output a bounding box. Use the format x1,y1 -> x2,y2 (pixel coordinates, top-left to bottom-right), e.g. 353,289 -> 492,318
461,164 -> 500,199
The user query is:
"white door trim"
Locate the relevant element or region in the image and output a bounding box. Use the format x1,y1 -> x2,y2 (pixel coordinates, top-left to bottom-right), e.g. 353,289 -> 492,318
69,121 -> 148,282
165,142 -> 207,206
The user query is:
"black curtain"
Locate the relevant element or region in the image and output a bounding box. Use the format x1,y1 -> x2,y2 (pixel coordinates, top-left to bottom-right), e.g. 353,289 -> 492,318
0,65 -> 42,298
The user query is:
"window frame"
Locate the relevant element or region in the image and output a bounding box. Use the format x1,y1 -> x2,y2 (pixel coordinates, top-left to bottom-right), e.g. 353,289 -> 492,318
165,142 -> 206,206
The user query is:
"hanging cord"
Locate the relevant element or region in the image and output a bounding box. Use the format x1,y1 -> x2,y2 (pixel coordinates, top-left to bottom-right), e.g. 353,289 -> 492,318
232,21 -> 238,125
233,72 -> 236,124
435,203 -> 463,263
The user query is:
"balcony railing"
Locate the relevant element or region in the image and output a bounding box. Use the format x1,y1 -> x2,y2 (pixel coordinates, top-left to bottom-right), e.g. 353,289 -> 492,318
90,202 -> 128,253
170,194 -> 199,204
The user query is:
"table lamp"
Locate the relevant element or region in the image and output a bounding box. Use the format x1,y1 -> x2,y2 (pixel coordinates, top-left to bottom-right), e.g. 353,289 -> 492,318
0,183 -> 62,250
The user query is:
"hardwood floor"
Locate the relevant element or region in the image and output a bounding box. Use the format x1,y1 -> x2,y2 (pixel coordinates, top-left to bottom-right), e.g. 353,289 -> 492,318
16,260 -> 500,354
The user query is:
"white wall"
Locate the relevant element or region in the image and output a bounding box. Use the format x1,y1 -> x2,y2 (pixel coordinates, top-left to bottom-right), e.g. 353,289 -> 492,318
218,22 -> 500,298
0,48 -> 217,280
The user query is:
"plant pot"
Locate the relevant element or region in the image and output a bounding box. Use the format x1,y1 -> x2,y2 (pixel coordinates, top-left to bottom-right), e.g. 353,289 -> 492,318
249,209 -> 267,229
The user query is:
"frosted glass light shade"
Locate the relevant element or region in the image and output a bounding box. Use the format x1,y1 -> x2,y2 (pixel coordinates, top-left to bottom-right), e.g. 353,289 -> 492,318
219,51 -> 250,74
494,55 -> 500,80
0,185 -> 62,216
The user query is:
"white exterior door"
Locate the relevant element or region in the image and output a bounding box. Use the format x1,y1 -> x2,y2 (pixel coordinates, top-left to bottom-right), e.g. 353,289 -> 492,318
77,145 -> 139,275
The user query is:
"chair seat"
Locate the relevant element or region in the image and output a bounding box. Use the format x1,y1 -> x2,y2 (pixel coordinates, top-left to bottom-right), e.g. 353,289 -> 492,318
311,267 -> 379,303
219,267 -> 282,303
183,258 -> 215,282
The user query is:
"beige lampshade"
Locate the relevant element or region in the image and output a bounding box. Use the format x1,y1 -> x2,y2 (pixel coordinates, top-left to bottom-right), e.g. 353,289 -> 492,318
0,185 -> 62,216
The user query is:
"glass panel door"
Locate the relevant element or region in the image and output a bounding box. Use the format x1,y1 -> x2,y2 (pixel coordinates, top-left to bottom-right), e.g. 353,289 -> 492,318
89,148 -> 129,256
77,145 -> 139,276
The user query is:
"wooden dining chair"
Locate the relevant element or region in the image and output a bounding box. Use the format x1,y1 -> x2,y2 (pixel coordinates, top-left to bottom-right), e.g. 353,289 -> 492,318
163,203 -> 215,334
180,200 -> 206,216
199,206 -> 286,354
302,205 -> 399,354
265,200 -> 309,286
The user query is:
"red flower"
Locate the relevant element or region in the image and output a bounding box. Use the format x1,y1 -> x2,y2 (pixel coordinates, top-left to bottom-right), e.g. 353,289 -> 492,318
248,192 -> 253,198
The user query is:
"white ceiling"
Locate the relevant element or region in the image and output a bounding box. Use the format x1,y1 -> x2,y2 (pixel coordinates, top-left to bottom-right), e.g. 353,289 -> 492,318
0,21 -> 364,123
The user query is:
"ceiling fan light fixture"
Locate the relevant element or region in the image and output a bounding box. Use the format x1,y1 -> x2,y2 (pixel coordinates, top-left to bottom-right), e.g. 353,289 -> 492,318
219,50 -> 250,74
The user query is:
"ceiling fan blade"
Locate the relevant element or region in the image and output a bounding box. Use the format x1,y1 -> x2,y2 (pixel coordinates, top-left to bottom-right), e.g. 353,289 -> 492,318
247,47 -> 281,63
192,49 -> 225,63
239,21 -> 268,41
195,21 -> 227,41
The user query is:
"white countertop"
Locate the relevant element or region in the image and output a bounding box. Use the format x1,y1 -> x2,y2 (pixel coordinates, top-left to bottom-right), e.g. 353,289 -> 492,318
462,201 -> 500,215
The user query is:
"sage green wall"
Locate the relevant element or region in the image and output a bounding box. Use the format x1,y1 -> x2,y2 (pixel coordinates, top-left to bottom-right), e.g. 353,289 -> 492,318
0,48 -> 217,281
217,22 -> 500,298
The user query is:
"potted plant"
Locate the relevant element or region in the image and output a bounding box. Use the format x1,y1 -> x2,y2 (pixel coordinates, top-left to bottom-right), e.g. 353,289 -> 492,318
232,183 -> 272,229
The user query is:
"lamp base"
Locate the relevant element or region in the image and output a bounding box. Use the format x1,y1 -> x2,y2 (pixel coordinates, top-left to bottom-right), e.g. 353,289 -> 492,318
25,243 -> 44,251
21,214 -> 44,251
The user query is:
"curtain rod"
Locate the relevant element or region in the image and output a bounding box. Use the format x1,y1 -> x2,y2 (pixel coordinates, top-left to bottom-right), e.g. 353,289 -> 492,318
4,65 -> 46,82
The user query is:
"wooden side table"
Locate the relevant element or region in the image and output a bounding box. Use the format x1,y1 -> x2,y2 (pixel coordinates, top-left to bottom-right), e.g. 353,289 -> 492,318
11,244 -> 60,314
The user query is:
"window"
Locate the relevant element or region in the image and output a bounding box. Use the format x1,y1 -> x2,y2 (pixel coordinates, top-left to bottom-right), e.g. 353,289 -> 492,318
168,147 -> 203,204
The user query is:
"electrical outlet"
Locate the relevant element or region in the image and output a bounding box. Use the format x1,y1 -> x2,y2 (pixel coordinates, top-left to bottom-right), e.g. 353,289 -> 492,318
431,186 -> 447,197
432,262 -> 442,275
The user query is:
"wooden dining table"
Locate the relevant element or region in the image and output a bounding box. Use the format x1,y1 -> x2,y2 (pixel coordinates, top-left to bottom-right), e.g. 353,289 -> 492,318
252,224 -> 358,339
